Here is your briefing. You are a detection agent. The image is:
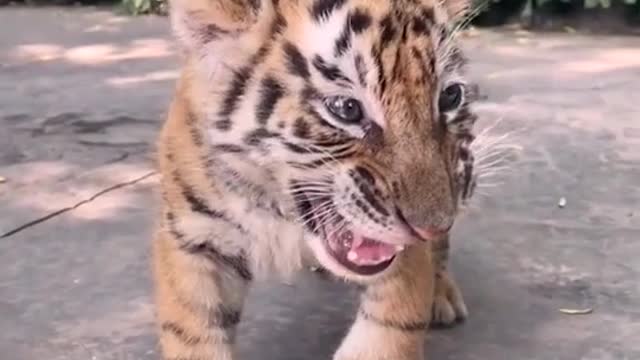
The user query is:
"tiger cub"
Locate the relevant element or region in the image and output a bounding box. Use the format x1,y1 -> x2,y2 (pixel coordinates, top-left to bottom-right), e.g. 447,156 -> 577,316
153,0 -> 478,359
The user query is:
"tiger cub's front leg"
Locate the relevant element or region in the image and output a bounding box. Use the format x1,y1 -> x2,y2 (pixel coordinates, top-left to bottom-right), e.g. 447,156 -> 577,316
430,234 -> 468,327
153,229 -> 250,360
334,243 -> 434,360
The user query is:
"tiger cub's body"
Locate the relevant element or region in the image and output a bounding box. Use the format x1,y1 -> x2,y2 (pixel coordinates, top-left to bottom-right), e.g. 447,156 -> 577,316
154,0 -> 478,359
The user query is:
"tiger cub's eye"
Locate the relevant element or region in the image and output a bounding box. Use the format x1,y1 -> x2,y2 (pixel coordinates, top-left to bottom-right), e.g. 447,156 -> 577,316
439,83 -> 464,113
326,97 -> 364,124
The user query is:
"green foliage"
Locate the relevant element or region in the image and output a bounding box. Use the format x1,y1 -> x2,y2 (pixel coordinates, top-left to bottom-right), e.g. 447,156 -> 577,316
116,0 -> 640,17
122,0 -> 149,15
473,0 -> 640,26
479,0 -> 638,8
120,0 -> 165,15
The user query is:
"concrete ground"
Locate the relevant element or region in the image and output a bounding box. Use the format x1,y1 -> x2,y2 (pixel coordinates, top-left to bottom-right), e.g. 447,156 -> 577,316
1,7 -> 639,360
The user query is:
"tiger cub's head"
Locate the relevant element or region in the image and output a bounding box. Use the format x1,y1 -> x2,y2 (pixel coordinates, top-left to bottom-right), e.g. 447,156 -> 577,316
170,0 -> 478,280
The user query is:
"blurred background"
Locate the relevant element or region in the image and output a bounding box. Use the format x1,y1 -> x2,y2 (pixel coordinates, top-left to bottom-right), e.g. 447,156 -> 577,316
3,0 -> 640,32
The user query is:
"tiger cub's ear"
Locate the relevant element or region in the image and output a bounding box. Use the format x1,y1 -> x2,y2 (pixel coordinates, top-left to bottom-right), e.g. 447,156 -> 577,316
169,0 -> 278,62
439,0 -> 470,21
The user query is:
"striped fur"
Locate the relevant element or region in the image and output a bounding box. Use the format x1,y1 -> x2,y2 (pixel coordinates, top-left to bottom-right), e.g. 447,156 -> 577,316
154,1 -> 477,359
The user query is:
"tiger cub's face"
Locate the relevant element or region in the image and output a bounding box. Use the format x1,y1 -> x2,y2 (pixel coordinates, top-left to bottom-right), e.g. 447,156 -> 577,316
282,1 -> 477,281
173,0 -> 477,280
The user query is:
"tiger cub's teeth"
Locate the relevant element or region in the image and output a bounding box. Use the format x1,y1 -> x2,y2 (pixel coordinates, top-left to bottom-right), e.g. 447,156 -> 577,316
347,251 -> 358,262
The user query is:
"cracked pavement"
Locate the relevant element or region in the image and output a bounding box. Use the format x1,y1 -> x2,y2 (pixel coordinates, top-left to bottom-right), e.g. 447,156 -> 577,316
1,7 -> 639,360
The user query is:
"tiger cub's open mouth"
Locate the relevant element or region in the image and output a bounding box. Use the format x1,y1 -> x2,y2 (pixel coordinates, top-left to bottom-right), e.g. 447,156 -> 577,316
298,195 -> 406,276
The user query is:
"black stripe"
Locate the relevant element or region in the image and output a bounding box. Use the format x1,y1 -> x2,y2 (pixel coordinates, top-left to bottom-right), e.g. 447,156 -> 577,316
293,117 -> 311,139
358,309 -> 428,332
465,174 -> 477,200
400,19 -> 409,42
161,322 -> 202,346
183,15 -> 232,44
290,179 -> 334,235
334,21 -> 352,57
215,118 -> 232,131
458,145 -> 471,162
209,305 -> 242,328
283,141 -> 315,154
247,0 -> 260,11
301,84 -> 321,102
185,111 -> 204,146
353,166 -> 375,185
349,9 -> 372,33
181,241 -> 253,281
287,149 -> 355,169
391,39 -> 403,81
180,186 -> 225,219
272,11 -> 288,35
166,219 -> 185,241
420,7 -> 435,26
244,127 -> 280,146
412,7 -> 435,36
283,42 -> 310,79
312,138 -> 351,148
379,15 -> 396,48
190,128 -> 204,146
167,206 -> 246,240
217,69 -> 251,131
428,52 -> 436,78
164,147 -> 175,162
461,160 -> 473,199
354,54 -> 367,87
391,181 -> 401,198
311,0 -> 347,21
291,190 -> 318,234
288,141 -> 353,158
410,46 -> 428,86
213,144 -> 246,153
201,23 -> 231,42
433,234 -> 451,251
207,157 -> 285,218
412,15 -> 429,35
438,25 -> 449,47
312,55 -> 352,84
353,197 -> 373,218
172,172 -> 248,234
457,132 -> 475,144
177,186 -> 227,223
350,193 -> 384,226
372,47 -> 387,95
256,76 -> 286,125
216,43 -> 273,131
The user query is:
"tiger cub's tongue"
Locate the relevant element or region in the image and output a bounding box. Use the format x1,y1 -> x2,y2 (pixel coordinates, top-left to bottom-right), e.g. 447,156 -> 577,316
346,236 -> 402,266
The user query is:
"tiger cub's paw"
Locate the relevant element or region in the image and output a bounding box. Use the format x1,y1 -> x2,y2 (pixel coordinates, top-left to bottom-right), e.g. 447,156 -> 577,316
334,346 -> 424,360
335,354 -> 423,360
430,269 -> 468,328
